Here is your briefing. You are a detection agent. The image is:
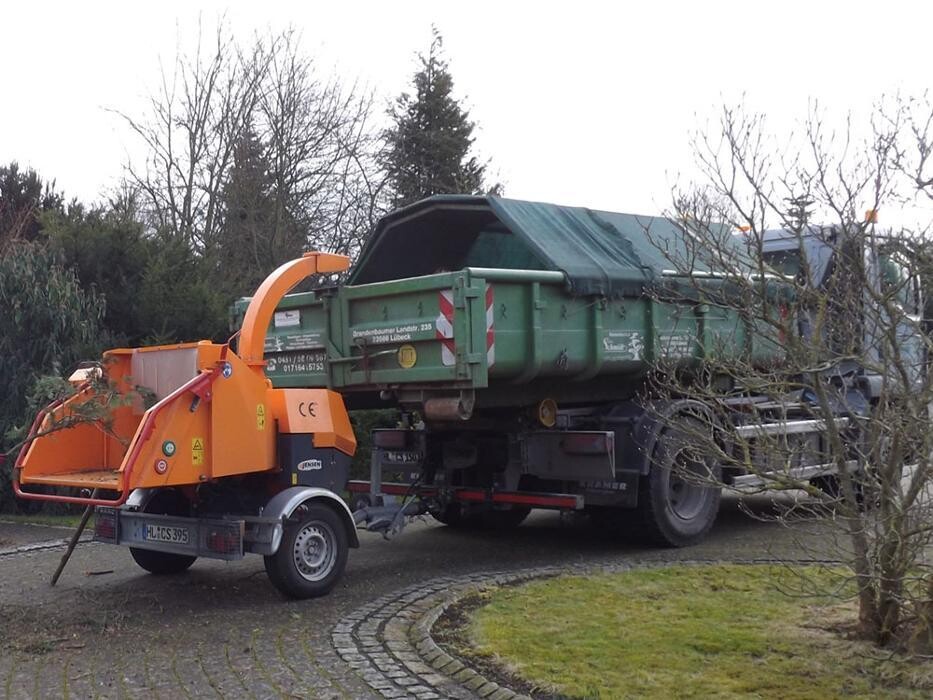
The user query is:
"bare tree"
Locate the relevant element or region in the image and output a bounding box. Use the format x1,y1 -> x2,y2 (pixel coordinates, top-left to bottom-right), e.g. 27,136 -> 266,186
117,22 -> 263,250
117,23 -> 389,271
255,30 -> 389,261
647,98 -> 933,650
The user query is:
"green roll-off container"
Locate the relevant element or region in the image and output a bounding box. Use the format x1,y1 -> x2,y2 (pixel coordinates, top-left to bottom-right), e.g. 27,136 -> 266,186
232,196 -> 782,409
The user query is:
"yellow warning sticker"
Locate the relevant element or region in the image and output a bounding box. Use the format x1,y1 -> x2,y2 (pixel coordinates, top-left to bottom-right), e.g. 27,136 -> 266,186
191,437 -> 205,466
256,403 -> 266,430
397,344 -> 417,369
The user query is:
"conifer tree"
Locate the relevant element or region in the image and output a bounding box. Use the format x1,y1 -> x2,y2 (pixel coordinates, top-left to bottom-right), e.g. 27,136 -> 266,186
216,127 -> 305,298
384,29 -> 488,208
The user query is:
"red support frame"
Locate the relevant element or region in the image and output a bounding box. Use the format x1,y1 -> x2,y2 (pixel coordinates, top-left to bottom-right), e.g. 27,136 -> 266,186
347,480 -> 583,510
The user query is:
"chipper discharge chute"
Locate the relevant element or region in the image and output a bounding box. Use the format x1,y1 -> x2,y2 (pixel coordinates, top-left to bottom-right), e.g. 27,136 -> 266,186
14,252 -> 361,599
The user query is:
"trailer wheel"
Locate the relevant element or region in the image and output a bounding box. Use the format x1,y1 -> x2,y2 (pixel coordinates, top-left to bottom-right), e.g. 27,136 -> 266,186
264,502 -> 348,599
130,547 -> 197,575
129,489 -> 196,575
636,417 -> 721,547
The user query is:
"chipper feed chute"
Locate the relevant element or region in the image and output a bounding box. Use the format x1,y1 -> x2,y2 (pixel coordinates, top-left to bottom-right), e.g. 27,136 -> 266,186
15,342 -> 275,503
13,252 -> 361,599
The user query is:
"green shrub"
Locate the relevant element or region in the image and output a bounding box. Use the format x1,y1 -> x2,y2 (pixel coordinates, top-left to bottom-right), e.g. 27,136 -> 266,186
0,244 -> 104,511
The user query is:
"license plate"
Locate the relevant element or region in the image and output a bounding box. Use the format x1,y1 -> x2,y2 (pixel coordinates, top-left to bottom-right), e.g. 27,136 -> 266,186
144,524 -> 190,545
384,450 -> 423,464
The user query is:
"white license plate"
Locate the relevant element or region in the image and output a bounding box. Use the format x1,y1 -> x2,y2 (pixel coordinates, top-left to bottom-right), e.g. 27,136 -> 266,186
144,524 -> 190,545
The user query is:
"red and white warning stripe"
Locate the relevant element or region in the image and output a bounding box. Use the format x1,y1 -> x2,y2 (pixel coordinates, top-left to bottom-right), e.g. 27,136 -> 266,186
436,285 -> 495,368
485,284 -> 495,366
436,290 -> 456,367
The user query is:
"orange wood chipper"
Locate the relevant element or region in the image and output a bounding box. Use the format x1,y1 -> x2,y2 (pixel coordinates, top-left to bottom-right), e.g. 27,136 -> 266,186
14,252 -> 362,598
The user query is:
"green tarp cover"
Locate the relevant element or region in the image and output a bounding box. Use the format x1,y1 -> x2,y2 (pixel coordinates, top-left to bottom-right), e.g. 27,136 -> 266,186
349,195 -> 705,297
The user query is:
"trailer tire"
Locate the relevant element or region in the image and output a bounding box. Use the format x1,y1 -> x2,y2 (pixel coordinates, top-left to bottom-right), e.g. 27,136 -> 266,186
264,502 -> 348,599
636,416 -> 721,547
130,547 -> 197,575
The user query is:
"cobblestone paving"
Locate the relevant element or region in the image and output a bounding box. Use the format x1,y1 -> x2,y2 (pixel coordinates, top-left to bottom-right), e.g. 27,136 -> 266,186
0,496 -> 832,699
332,570 -> 552,700
0,543 -> 375,699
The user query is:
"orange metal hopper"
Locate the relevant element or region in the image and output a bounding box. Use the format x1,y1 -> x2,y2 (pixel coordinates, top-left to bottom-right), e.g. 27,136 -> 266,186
16,342 -> 275,505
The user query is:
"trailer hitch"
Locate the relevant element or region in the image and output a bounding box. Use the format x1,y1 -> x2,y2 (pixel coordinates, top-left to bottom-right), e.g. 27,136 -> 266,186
352,497 -> 428,540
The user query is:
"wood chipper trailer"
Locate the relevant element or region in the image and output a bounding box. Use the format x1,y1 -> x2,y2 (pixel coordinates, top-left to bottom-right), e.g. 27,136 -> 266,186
14,252 -> 362,598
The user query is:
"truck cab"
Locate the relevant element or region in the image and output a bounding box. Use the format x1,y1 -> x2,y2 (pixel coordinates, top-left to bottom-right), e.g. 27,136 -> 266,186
761,223 -> 925,395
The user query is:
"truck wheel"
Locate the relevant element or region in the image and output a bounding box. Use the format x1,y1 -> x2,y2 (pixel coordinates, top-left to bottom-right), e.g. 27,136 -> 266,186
264,502 -> 348,599
130,547 -> 197,575
129,489 -> 196,575
636,417 -> 721,547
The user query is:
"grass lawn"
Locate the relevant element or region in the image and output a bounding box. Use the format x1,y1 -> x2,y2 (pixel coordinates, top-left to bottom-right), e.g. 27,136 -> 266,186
468,564 -> 933,699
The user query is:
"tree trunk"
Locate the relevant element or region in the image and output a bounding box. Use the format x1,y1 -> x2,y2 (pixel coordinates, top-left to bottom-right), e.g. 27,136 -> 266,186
851,527 -> 881,640
856,577 -> 880,640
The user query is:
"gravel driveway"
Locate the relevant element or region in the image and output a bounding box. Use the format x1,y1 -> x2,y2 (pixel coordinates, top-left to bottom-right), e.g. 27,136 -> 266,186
0,494 -> 834,698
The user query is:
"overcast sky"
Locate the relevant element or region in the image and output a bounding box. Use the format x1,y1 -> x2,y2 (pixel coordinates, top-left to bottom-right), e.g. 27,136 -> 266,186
2,0 -> 931,218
